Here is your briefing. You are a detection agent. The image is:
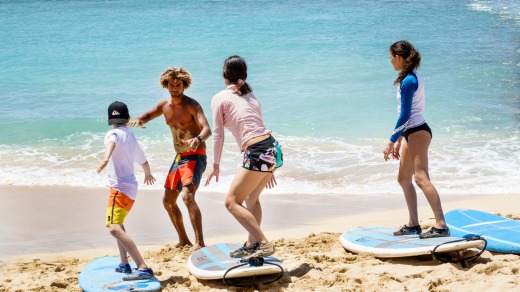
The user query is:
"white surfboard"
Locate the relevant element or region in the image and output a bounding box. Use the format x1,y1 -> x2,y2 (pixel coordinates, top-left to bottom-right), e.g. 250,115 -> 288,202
340,226 -> 486,258
187,243 -> 285,280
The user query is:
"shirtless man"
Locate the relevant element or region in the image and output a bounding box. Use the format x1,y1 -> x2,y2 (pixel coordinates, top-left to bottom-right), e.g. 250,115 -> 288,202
128,67 -> 211,250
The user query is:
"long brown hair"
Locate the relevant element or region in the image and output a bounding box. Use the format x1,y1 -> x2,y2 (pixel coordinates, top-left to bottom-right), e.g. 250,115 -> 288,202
390,40 -> 421,86
223,55 -> 252,96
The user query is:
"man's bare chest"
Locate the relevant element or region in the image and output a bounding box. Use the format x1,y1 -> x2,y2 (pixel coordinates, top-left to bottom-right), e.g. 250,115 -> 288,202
163,106 -> 193,129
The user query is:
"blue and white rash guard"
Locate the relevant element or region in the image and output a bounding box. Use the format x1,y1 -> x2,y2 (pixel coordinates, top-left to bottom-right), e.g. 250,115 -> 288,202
389,71 -> 425,142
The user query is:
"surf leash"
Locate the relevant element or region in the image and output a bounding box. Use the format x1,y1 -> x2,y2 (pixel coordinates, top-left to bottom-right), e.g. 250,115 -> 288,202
222,257 -> 284,287
431,235 -> 487,268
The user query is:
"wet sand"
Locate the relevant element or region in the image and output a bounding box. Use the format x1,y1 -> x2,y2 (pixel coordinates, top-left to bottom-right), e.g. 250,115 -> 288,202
1,186 -> 519,291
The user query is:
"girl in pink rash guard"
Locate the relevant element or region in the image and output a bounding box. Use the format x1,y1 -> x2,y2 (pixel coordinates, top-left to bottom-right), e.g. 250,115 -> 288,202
205,55 -> 283,259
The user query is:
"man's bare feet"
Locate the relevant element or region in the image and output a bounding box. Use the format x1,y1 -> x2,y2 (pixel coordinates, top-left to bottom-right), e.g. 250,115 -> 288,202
190,243 -> 205,252
174,241 -> 193,248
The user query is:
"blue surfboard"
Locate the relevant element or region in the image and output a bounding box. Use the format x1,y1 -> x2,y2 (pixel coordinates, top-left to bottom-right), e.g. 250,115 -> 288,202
446,209 -> 520,254
187,243 -> 285,280
339,226 -> 486,258
78,256 -> 161,292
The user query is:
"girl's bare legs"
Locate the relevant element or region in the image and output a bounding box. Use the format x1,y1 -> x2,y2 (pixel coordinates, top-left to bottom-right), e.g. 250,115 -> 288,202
398,140 -> 420,227
406,131 -> 447,229
244,172 -> 273,244
225,168 -> 273,245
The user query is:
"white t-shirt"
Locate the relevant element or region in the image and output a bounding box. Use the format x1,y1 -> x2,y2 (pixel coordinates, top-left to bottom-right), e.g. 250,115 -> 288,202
104,126 -> 147,200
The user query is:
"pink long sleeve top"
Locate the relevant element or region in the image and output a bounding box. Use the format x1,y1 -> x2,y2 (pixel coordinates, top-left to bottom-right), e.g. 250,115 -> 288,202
211,85 -> 270,165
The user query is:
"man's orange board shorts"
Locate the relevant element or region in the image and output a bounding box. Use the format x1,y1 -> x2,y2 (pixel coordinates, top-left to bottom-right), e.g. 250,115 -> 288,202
164,149 -> 207,191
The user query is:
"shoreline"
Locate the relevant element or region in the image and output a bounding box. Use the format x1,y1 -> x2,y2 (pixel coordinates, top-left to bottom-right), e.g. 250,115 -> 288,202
1,185 -> 518,261
0,185 -> 402,260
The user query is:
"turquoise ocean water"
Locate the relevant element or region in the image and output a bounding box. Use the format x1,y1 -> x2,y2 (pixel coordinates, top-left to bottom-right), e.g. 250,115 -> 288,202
1,0 -> 519,196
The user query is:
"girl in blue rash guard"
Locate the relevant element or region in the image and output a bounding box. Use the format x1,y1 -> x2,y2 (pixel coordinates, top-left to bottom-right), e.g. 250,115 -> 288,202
383,40 -> 450,239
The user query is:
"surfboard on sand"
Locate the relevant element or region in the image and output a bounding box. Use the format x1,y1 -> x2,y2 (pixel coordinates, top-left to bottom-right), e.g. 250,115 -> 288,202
187,243 -> 285,280
446,209 -> 520,254
339,226 -> 486,258
78,256 -> 161,292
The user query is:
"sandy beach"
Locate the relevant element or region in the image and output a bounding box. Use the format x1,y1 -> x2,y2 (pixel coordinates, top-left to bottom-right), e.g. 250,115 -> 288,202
0,186 -> 519,291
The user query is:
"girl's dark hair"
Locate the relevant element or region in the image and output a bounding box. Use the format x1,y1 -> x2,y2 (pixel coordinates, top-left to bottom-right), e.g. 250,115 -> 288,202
390,40 -> 421,85
223,55 -> 252,95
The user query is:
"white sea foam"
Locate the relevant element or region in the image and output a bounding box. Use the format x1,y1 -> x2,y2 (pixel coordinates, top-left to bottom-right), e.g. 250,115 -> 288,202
468,3 -> 493,13
468,0 -> 520,24
1,132 -> 519,196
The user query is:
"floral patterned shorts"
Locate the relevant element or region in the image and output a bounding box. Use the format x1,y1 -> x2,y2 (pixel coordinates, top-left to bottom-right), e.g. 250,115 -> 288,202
243,135 -> 283,172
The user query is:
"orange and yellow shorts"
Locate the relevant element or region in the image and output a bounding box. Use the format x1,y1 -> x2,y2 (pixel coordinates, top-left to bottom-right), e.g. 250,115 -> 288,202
106,188 -> 135,227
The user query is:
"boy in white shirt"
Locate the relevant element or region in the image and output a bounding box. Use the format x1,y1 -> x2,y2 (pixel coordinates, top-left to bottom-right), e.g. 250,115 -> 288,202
97,101 -> 156,281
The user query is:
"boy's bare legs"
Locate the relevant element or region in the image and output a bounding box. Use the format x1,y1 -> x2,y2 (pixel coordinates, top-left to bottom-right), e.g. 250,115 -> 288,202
163,188 -> 192,248
110,224 -> 148,270
116,225 -> 129,265
180,184 -> 205,251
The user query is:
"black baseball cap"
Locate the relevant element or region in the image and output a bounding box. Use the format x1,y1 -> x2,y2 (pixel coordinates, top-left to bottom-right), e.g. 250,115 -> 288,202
107,101 -> 130,125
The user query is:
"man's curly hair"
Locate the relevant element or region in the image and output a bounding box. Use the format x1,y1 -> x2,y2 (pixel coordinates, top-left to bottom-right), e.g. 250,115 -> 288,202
159,67 -> 192,89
